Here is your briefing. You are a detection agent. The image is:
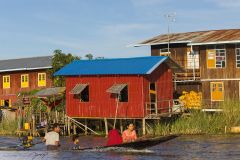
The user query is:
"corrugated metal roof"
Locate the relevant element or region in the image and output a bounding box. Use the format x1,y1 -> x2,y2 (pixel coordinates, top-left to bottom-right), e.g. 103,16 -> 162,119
54,56 -> 182,76
35,87 -> 66,97
106,84 -> 127,94
135,29 -> 240,46
70,84 -> 88,94
0,56 -> 52,72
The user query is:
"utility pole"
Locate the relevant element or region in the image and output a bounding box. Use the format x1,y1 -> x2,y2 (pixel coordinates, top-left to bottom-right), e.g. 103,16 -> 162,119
164,12 -> 176,54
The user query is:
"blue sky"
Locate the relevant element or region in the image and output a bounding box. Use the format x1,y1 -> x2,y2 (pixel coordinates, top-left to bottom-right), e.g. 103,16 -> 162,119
0,0 -> 240,59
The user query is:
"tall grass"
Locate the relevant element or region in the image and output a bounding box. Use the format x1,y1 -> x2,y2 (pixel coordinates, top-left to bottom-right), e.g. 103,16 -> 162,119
0,119 -> 18,135
154,100 -> 240,135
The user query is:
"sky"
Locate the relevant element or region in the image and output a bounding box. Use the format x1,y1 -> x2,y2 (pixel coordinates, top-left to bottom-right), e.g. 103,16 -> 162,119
0,0 -> 240,60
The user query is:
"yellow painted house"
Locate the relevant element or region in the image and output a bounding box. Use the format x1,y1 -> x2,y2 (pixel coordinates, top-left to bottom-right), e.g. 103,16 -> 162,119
0,56 -> 53,108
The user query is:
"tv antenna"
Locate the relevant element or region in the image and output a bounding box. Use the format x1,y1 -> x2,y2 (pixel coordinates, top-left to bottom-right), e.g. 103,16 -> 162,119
164,12 -> 176,53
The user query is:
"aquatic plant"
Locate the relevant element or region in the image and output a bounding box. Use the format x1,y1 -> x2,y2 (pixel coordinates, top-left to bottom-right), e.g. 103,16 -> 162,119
154,100 -> 240,135
0,119 -> 18,135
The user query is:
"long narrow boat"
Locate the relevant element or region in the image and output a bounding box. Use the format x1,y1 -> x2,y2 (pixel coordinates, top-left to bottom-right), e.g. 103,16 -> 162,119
74,134 -> 178,151
0,135 -> 178,151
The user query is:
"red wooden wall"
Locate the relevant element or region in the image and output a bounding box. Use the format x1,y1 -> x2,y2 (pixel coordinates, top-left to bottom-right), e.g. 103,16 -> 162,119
144,63 -> 173,113
66,63 -> 173,119
66,75 -> 145,118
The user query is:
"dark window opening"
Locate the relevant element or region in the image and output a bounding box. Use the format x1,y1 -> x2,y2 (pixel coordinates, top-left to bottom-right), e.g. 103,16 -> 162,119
119,86 -> 128,102
5,100 -> 9,107
74,86 -> 89,102
150,83 -> 156,91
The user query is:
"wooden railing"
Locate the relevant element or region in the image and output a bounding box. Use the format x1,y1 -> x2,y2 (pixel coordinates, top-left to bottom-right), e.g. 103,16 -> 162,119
145,99 -> 183,119
172,60 -> 201,82
174,69 -> 201,81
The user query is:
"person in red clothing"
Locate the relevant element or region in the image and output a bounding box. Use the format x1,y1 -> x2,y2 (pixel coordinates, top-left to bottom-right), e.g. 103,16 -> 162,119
122,123 -> 137,143
106,129 -> 123,146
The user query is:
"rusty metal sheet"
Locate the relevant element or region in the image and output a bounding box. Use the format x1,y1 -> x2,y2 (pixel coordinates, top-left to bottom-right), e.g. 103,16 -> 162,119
137,29 -> 240,45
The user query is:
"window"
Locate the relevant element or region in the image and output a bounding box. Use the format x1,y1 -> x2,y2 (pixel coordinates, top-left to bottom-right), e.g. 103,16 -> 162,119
74,86 -> 89,102
159,48 -> 170,56
150,83 -> 156,91
0,100 -> 4,106
21,74 -> 29,88
119,86 -> 128,102
0,99 -> 11,107
236,44 -> 240,68
3,75 -> 10,89
210,82 -> 224,101
149,82 -> 157,113
186,48 -> 199,69
149,83 -> 156,94
38,73 -> 46,87
207,45 -> 226,68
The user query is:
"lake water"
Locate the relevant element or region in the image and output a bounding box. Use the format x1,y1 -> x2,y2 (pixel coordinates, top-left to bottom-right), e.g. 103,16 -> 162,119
1,135 -> 240,160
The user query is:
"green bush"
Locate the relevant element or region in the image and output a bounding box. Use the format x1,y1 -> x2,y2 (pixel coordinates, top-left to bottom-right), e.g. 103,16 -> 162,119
0,119 -> 18,135
154,100 -> 240,135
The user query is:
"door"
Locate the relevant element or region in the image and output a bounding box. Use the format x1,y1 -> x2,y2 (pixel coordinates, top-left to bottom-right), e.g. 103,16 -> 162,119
210,82 -> 224,101
207,49 -> 216,68
149,83 -> 157,114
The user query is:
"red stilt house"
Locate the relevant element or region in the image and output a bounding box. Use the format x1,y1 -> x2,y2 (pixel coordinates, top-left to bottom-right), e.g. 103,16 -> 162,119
54,56 -> 182,119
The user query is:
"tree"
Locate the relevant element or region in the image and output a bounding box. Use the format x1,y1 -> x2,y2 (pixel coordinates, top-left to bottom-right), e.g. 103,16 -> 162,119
49,49 -> 80,87
85,54 -> 93,60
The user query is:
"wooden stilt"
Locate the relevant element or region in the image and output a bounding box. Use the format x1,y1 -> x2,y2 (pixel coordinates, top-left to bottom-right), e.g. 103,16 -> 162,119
32,115 -> 36,136
120,119 -> 123,134
99,119 -> 103,132
142,118 -> 146,135
68,118 -> 71,136
104,118 -> 108,136
55,110 -> 58,123
39,110 -> 42,124
133,119 -> 136,127
84,119 -> 88,135
73,123 -> 77,135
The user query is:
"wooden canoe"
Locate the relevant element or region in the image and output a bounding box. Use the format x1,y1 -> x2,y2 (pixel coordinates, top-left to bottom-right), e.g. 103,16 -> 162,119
74,134 -> 178,151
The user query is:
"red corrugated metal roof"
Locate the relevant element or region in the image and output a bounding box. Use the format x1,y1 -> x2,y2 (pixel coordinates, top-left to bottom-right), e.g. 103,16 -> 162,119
135,29 -> 240,46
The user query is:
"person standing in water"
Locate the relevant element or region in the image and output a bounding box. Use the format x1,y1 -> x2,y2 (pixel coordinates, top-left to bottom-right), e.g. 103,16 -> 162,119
71,135 -> 81,149
122,123 -> 137,143
43,123 -> 61,150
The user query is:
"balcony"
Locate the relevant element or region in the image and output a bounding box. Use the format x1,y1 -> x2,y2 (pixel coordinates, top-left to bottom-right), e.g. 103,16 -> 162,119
172,59 -> 200,82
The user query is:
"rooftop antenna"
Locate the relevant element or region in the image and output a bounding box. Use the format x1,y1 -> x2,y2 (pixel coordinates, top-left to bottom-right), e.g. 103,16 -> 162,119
164,12 -> 176,54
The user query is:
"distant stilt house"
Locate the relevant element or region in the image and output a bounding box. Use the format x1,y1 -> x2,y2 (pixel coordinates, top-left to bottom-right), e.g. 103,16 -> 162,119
54,56 -> 182,133
134,29 -> 240,105
0,56 -> 53,110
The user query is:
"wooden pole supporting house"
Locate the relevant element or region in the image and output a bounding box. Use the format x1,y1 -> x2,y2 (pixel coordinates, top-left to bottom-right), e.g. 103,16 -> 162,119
133,119 -> 136,127
73,124 -> 77,135
68,118 -> 71,135
84,119 -> 88,135
55,110 -> 58,123
120,119 -> 123,134
99,119 -> 103,132
104,118 -> 108,136
32,115 -> 36,136
39,109 -> 42,124
142,118 -> 146,135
